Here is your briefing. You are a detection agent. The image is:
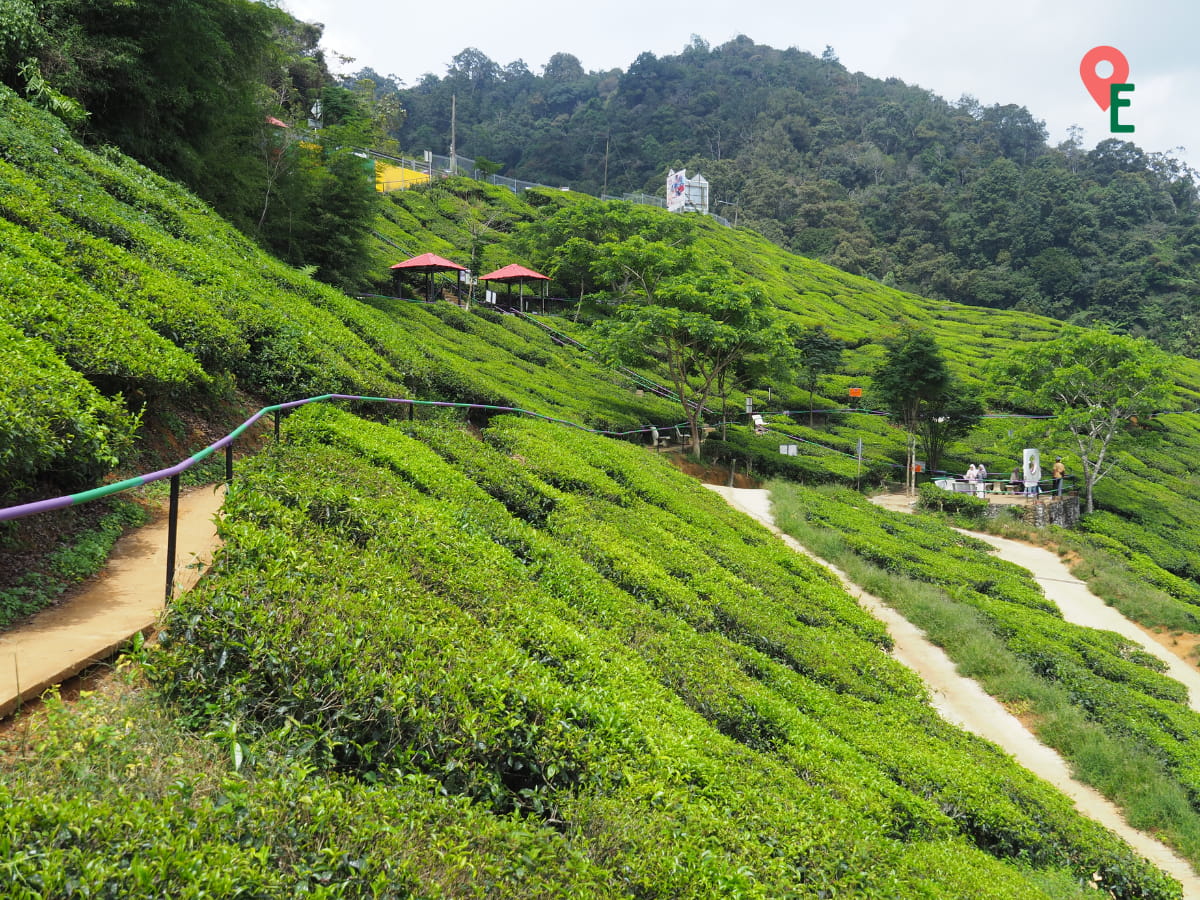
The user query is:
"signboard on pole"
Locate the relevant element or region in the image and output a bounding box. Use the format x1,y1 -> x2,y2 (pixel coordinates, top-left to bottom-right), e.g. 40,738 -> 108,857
667,169 -> 687,212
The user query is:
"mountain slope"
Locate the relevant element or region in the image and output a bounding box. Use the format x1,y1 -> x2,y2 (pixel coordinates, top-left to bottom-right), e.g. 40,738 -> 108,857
3,85 -> 1200,896
383,36 -> 1200,352
5,404 -> 1178,897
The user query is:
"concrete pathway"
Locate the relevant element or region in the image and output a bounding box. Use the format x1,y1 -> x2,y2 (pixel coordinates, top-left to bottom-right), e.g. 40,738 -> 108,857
708,485 -> 1200,895
0,485 -> 225,718
970,530 -> 1200,710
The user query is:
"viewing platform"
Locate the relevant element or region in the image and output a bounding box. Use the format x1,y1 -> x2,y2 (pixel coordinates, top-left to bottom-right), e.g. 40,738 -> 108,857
931,477 -> 1081,527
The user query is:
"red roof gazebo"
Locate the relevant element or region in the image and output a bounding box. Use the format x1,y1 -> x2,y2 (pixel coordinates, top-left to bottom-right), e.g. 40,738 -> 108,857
390,253 -> 467,302
480,264 -> 549,313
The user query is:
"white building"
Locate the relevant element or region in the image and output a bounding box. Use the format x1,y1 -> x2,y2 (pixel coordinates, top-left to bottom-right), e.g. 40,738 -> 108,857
666,169 -> 709,214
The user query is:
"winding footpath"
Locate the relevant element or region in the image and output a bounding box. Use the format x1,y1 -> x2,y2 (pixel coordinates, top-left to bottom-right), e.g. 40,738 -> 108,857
972,529 -> 1200,705
708,485 -> 1200,896
0,485 -> 225,718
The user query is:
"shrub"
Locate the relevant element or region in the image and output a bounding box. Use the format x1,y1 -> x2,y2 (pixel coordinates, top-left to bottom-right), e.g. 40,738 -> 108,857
916,481 -> 989,519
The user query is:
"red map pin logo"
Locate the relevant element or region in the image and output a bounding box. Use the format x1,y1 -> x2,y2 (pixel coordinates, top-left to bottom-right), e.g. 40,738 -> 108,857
1080,46 -> 1130,110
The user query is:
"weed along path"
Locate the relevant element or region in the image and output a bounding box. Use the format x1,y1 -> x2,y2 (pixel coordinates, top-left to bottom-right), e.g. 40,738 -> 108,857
0,485 -> 226,719
707,485 -> 1200,894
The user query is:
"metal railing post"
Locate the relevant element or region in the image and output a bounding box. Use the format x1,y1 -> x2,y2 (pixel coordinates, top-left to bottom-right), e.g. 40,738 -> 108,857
225,443 -> 234,483
165,474 -> 180,600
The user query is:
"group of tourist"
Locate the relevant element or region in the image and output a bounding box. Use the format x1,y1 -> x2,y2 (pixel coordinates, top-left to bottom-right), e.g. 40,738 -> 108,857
963,462 -> 990,497
961,457 -> 1067,498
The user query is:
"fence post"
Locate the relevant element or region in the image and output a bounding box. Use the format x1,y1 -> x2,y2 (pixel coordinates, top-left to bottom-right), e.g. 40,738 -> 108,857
225,443 -> 234,483
274,409 -> 281,442
165,474 -> 180,600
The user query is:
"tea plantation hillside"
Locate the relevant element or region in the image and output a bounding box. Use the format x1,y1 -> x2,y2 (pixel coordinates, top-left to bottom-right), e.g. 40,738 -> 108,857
2,405 -> 1182,897
373,181 -> 1200,596
0,85 -> 682,512
6,82 -> 1200,896
7,71 -> 1200,586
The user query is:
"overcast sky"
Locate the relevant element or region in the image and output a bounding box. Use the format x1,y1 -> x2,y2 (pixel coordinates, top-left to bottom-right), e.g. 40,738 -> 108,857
281,0 -> 1199,169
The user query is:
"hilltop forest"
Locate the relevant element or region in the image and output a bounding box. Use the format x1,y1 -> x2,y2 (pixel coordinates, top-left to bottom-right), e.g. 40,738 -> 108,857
11,1 -> 1200,896
380,37 -> 1200,353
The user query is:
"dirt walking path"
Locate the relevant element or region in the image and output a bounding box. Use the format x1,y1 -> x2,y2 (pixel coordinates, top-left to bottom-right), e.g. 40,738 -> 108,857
707,485 -> 1200,895
970,530 -> 1200,707
0,485 -> 226,718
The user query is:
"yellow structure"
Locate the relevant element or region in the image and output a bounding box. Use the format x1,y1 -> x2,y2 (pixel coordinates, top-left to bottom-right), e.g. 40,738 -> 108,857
375,160 -> 430,192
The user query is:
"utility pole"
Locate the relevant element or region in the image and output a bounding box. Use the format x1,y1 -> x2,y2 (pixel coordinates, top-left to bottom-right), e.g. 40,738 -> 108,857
602,136 -> 610,197
449,94 -> 457,175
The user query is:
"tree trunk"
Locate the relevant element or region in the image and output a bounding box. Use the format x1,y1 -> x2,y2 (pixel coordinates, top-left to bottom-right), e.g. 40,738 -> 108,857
907,433 -> 917,496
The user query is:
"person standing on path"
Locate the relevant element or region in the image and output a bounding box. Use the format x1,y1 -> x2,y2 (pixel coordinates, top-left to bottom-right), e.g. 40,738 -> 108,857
1052,457 -> 1066,496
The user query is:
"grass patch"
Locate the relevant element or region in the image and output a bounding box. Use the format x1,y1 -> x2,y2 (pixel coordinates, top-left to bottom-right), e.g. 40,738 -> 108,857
0,497 -> 150,628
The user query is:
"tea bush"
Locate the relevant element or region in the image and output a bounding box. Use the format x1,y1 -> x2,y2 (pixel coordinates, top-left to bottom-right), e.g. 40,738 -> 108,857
916,481 -> 990,518
0,322 -> 139,500
139,406 -> 1180,897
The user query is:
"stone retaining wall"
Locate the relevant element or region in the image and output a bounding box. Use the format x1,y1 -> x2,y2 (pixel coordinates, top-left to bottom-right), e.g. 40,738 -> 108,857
984,494 -> 1080,528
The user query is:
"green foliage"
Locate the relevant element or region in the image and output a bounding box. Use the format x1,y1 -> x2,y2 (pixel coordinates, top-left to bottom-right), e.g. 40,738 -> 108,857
512,196 -> 693,302
0,89 -> 698,503
16,58 -> 86,125
772,479 -> 1200,870
135,407 -> 1180,897
0,1 -> 392,290
916,386 -> 985,476
596,248 -> 794,454
4,62 -> 1200,893
1,687 -> 613,898
916,481 -> 989,519
990,328 -> 1175,512
0,322 -> 139,499
385,38 -> 1200,353
873,327 -> 971,489
794,324 -> 844,426
873,327 -> 950,429
0,0 -> 40,74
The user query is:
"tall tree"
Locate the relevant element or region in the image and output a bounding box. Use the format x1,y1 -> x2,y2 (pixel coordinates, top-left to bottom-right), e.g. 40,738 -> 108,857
915,388 -> 984,477
794,325 -> 844,426
27,0 -> 282,199
872,328 -> 952,495
989,329 -> 1174,513
597,257 -> 791,456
